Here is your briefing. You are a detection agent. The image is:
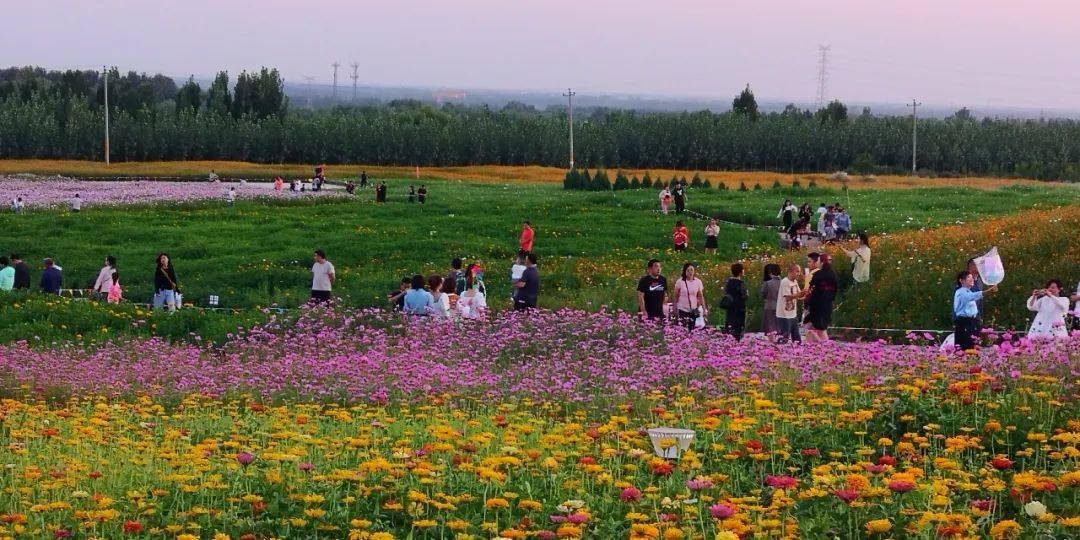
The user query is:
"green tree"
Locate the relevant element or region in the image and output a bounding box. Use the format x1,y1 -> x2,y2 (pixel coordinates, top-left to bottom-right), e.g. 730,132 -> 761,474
175,76 -> 202,114
206,72 -> 231,117
815,100 -> 848,124
732,84 -> 759,121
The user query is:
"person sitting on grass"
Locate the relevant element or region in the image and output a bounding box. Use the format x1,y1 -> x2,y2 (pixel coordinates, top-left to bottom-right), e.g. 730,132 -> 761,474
427,275 -> 451,318
40,258 -> 62,295
403,274 -> 435,316
0,256 -> 13,291
387,277 -> 410,311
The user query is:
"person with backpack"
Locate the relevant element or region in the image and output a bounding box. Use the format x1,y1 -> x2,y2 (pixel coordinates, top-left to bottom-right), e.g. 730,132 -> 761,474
444,258 -> 464,295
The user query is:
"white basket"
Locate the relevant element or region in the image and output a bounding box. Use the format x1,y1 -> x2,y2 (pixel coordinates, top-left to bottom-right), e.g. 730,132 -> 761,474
647,427 -> 696,459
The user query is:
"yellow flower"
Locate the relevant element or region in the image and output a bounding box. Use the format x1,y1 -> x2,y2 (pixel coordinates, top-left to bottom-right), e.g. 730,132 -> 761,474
864,519 -> 892,534
485,498 -> 510,509
989,520 -> 1021,540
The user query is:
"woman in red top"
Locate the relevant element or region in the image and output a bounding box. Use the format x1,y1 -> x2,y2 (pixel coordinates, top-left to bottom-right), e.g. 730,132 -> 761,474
519,221 -> 534,253
672,220 -> 689,251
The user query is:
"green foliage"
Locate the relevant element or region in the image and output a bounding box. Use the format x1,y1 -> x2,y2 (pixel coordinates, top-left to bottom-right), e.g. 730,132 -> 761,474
206,71 -> 232,117
772,179 -> 783,189
717,182 -> 727,191
703,179 -> 711,189
592,169 -> 612,191
629,175 -> 640,189
791,179 -> 802,189
753,182 -> 762,191
815,99 -> 848,124
641,172 -> 652,189
732,84 -> 759,121
613,170 -> 630,191
739,181 -> 749,192
175,76 -> 201,114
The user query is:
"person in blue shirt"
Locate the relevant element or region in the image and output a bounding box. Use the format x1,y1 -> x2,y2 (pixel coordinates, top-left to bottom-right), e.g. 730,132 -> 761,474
39,258 -> 62,295
953,270 -> 997,351
402,274 -> 434,315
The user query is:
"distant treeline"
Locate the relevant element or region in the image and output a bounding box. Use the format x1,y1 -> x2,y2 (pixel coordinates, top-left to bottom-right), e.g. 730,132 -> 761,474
2,66 -> 1080,180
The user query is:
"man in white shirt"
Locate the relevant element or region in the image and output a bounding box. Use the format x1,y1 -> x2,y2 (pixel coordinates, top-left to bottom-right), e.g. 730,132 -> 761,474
70,193 -> 82,212
815,203 -> 826,232
776,263 -> 803,343
310,249 -> 335,302
226,187 -> 236,205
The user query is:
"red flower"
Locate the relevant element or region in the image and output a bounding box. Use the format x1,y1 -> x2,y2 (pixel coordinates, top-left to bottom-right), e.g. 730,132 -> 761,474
865,464 -> 887,474
54,530 -> 72,539
800,448 -> 820,457
620,487 -> 642,502
123,521 -> 144,534
887,480 -> 915,493
88,471 -> 103,479
578,456 -> 596,465
970,499 -> 994,512
877,455 -> 896,466
834,489 -> 860,503
651,461 -> 674,476
765,475 -> 798,489
990,457 -> 1013,470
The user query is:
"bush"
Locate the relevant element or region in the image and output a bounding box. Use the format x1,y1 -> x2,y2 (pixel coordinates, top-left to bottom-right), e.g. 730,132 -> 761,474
613,170 -> 630,191
703,179 -> 711,189
717,182 -> 727,191
739,181 -> 749,192
629,176 -> 641,189
808,179 -> 818,188
753,183 -> 762,191
691,173 -> 703,188
592,169 -> 612,191
642,172 -> 653,189
772,179 -> 782,189
791,179 -> 802,189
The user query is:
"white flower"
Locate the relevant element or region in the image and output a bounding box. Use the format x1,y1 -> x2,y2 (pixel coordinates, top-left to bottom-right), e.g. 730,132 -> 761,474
1024,500 -> 1047,517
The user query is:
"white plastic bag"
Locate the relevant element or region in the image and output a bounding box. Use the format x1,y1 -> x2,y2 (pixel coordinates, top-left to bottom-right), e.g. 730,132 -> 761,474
695,313 -> 706,329
972,247 -> 1005,286
174,292 -> 183,309
939,333 -> 955,352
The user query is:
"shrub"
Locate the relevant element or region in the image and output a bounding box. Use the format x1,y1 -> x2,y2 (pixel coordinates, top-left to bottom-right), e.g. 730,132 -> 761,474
703,179 -> 711,189
753,183 -> 762,191
629,176 -> 640,189
791,179 -> 802,189
772,179 -> 782,189
739,182 -> 749,192
717,181 -> 727,190
642,172 -> 653,189
613,170 -> 630,191
808,179 -> 818,188
691,173 -> 703,187
592,169 -> 612,191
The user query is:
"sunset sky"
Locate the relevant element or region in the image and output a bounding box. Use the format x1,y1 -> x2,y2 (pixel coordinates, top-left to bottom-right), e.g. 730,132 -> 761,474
6,0 -> 1080,109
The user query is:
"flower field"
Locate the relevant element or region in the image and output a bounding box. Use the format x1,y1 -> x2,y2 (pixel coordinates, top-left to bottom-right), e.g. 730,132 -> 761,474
1,308 -> 1079,539
0,177 -> 343,208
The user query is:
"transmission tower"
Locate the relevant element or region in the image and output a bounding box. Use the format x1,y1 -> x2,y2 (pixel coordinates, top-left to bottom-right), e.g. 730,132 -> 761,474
350,62 -> 359,101
908,99 -> 922,174
815,45 -> 830,109
331,62 -> 340,100
302,76 -> 315,107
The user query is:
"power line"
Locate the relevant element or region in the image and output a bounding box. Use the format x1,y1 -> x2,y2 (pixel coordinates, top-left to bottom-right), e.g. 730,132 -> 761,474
562,88 -> 576,169
349,62 -> 359,101
331,62 -> 340,100
816,44 -> 830,109
908,99 -> 921,174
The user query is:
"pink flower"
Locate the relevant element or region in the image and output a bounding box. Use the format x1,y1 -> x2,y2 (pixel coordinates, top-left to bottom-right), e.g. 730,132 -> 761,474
709,504 -> 735,519
687,477 -> 714,490
299,462 -> 314,472
235,452 -> 255,466
567,513 -> 589,524
834,489 -> 860,503
765,475 -> 798,489
620,487 -> 642,502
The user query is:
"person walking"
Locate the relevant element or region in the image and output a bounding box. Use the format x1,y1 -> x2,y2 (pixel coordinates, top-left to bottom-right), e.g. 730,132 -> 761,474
360,171 -> 368,188
673,182 -> 686,214
40,258 -> 62,295
1026,279 -> 1070,339
636,259 -> 668,322
427,275 -> 451,318
673,262 -> 707,330
953,270 -> 997,350
804,254 -> 838,342
310,249 -> 336,303
519,221 -> 535,254
815,203 -> 827,233
659,186 -> 672,215
672,220 -> 689,251
408,185 -> 416,203
92,255 -> 117,300
776,263 -> 803,343
376,182 -> 387,202
154,253 -> 180,311
0,256 -> 14,291
842,232 -> 872,284
513,253 -> 540,310
777,199 -> 796,230
403,274 -> 435,315
9,254 -> 30,290
721,263 -> 748,340
107,272 -> 123,304
798,203 -> 812,224
704,219 -> 720,254
760,263 -> 782,336
417,185 -> 428,204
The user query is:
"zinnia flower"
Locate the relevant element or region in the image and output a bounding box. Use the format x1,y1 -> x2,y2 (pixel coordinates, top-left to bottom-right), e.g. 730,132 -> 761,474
620,487 -> 642,502
709,504 -> 735,519
236,452 -> 255,466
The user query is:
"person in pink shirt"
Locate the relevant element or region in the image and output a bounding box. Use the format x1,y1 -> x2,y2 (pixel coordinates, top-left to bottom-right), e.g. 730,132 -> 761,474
672,262 -> 707,330
519,221 -> 534,253
274,176 -> 284,192
107,272 -> 122,304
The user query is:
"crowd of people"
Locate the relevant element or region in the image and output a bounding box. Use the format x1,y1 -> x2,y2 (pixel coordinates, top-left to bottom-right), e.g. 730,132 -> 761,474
780,200 -> 854,249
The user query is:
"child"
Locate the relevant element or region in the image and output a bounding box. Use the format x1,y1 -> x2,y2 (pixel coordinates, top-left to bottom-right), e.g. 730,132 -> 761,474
107,272 -> 122,304
510,251 -> 527,300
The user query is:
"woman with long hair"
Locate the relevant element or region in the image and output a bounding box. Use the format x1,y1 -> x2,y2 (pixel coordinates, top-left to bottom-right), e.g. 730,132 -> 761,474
704,219 -> 720,254
672,262 -> 707,330
92,255 -> 117,301
458,264 -> 488,319
154,252 -> 179,311
1026,279 -> 1070,339
804,254 -> 838,342
777,199 -> 796,230
427,275 -> 451,318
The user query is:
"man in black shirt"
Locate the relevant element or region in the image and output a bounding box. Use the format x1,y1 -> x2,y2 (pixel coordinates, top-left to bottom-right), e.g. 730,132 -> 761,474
513,253 -> 540,310
636,259 -> 668,321
10,253 -> 30,290
387,277 -> 410,311
722,262 -> 749,340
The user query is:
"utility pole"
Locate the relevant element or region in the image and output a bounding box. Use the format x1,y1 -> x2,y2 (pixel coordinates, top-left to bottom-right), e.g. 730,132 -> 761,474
563,88 -> 576,169
909,99 -> 921,174
815,44 -> 830,110
350,62 -> 359,101
331,62 -> 340,100
103,66 -> 110,165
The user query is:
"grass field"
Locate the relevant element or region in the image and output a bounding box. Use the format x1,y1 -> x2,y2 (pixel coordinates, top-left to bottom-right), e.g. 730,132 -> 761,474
0,159 -> 1056,190
0,174 -> 1076,343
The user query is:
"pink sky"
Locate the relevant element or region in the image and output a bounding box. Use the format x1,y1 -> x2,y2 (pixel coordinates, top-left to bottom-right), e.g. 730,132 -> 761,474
5,0 -> 1080,109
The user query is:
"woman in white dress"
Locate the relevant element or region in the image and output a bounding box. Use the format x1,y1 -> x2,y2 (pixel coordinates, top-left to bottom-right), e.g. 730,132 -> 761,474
427,275 -> 452,318
457,267 -> 487,319
1026,279 -> 1070,338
